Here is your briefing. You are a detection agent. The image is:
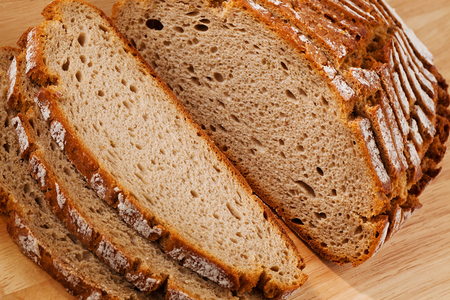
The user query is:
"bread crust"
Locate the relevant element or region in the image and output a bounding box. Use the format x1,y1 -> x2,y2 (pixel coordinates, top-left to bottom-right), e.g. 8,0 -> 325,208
25,0 -> 307,296
7,210 -> 120,300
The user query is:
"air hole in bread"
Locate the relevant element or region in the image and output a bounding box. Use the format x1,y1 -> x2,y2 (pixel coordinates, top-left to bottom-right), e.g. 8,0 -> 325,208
294,180 -> 315,197
174,26 -> 184,33
98,90 -> 105,97
193,38 -> 199,44
194,24 -> 208,32
296,144 -> 304,152
280,62 -> 288,70
79,55 -> 87,64
230,114 -> 240,123
250,137 -> 263,148
190,190 -> 199,198
99,24 -> 109,33
23,183 -> 30,194
67,233 -> 78,244
134,172 -> 147,184
209,125 -> 216,132
130,38 -> 137,49
291,218 -> 304,225
210,46 -> 218,53
123,101 -> 131,109
186,10 -> 200,16
188,65 -> 195,73
230,237 -> 238,244
146,19 -> 164,30
75,71 -> 82,82
354,225 -> 363,235
163,40 -> 171,46
280,151 -> 286,159
190,77 -> 200,86
77,32 -> 87,46
63,167 -> 71,176
321,242 -> 328,248
129,85 -> 138,93
314,212 -> 326,220
214,73 -> 224,82
286,89 -> 296,100
200,19 -> 210,24
226,202 -> 242,220
316,167 -> 324,176
3,143 -> 10,153
331,189 -> 337,196
62,58 -> 70,71
270,266 -> 280,272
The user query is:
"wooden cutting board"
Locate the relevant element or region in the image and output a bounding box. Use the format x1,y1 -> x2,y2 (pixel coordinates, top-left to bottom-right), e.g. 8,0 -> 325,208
1,0 -> 449,299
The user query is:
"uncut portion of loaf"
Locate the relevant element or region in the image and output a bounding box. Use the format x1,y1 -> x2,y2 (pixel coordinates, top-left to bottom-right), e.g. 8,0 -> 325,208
9,50 -> 239,300
0,47 -> 152,300
24,0 -> 307,297
112,0 -> 449,265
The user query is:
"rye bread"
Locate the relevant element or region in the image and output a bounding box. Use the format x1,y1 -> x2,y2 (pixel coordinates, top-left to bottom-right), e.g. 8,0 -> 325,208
21,0 -> 307,298
112,0 -> 449,265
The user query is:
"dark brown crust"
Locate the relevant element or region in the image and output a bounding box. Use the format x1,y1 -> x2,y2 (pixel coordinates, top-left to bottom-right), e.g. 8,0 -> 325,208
7,210 -> 120,300
28,0 -> 307,296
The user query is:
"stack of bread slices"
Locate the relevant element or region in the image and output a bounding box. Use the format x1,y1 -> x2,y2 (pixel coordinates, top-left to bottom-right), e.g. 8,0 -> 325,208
0,0 -> 448,299
0,0 -> 307,299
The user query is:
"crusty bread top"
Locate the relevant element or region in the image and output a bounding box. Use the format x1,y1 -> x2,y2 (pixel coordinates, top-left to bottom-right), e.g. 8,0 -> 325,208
23,0 -> 307,297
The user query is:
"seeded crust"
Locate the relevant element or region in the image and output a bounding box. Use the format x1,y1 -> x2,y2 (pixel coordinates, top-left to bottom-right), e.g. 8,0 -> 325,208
21,0 -> 307,298
0,47 -> 153,300
112,0 -> 449,266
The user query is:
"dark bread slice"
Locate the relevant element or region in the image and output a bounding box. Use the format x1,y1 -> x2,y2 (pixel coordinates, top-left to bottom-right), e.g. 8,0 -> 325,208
0,47 -> 152,300
111,0 -> 449,266
21,0 -> 307,298
8,50 -> 241,300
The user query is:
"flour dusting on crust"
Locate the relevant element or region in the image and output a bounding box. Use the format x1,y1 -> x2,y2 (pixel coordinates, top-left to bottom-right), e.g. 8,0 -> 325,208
90,173 -> 106,200
167,247 -> 233,289
29,155 -> 47,188
50,120 -> 66,150
125,271 -> 159,292
96,239 -> 130,272
117,193 -> 162,238
55,182 -> 66,209
68,207 -> 93,237
11,117 -> 29,154
53,260 -> 81,287
86,291 -> 101,300
7,56 -> 18,102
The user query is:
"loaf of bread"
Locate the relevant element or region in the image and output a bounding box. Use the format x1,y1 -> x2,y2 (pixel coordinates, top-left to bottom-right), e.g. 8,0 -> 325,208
112,0 -> 450,265
8,49 -> 243,299
21,0 -> 307,298
0,46 -> 154,300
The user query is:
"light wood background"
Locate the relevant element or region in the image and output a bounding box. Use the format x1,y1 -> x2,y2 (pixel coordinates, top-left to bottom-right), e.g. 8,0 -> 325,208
0,0 -> 449,299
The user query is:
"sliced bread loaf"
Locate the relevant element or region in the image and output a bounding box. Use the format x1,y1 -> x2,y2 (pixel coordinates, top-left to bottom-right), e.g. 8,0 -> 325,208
22,0 -> 307,297
112,0 -> 449,265
8,50 -> 240,300
0,47 -> 152,300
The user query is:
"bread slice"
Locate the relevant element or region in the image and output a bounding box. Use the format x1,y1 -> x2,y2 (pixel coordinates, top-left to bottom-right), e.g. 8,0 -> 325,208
8,50 -> 241,300
0,47 -> 152,300
112,0 -> 449,265
22,0 -> 307,297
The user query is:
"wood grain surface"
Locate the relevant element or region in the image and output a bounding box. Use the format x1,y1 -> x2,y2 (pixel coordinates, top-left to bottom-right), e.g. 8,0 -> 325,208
1,0 -> 449,299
